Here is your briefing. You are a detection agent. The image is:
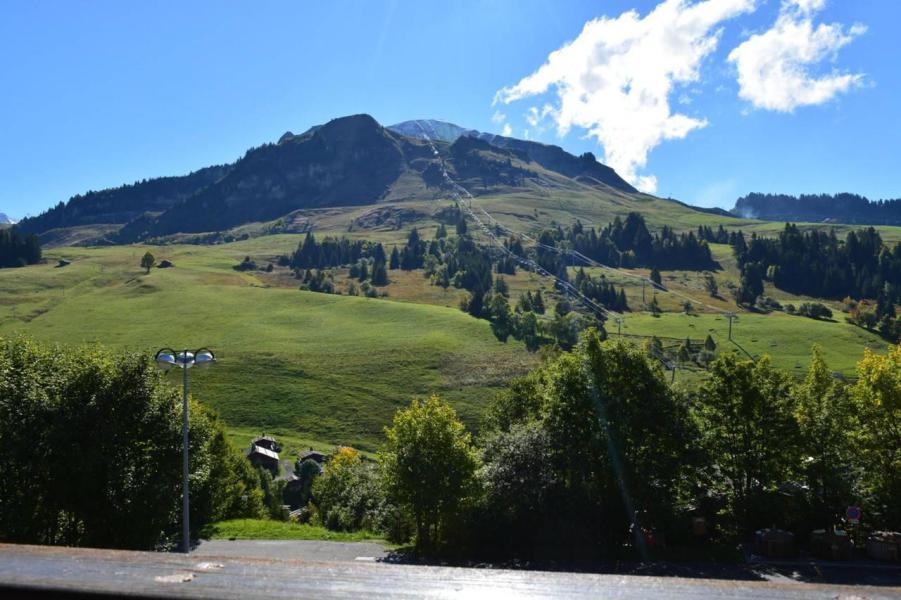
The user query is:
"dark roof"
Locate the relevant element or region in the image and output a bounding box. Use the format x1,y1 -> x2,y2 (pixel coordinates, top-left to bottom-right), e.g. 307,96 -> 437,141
299,449 -> 327,462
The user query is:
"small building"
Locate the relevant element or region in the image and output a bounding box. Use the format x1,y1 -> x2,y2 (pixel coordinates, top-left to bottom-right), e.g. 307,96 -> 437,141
298,447 -> 328,465
252,435 -> 280,452
246,435 -> 280,474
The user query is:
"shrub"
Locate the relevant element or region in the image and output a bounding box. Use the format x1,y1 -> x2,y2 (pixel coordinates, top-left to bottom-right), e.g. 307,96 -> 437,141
797,302 -> 833,320
234,256 -> 257,271
313,447 -> 382,532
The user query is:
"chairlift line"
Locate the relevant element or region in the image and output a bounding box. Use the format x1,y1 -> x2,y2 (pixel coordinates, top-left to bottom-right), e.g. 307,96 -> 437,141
414,122 -> 613,320
412,122 -> 745,369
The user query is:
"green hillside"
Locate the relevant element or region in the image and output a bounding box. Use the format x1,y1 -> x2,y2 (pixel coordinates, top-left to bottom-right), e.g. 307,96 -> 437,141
0,242 -> 535,451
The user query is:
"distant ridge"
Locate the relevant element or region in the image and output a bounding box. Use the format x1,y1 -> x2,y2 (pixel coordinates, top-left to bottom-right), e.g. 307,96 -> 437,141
732,192 -> 901,226
0,212 -> 13,225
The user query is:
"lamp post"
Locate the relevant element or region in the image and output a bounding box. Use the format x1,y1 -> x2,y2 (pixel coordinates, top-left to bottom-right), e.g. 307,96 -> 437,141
155,347 -> 215,553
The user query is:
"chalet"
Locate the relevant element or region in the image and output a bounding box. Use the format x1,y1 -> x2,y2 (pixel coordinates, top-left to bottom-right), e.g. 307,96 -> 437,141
298,447 -> 328,465
246,435 -> 280,474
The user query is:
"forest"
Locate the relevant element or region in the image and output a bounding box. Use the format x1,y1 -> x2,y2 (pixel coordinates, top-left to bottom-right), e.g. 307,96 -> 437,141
0,227 -> 42,268
533,213 -> 717,272
734,224 -> 901,303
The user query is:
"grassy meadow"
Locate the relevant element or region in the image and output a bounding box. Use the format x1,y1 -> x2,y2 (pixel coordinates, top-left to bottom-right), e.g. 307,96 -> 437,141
0,241 -> 536,451
202,519 -> 385,542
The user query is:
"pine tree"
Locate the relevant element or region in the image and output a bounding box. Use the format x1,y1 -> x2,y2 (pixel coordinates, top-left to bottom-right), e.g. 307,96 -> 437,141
533,290 -> 546,314
371,260 -> 389,286
389,246 -> 400,270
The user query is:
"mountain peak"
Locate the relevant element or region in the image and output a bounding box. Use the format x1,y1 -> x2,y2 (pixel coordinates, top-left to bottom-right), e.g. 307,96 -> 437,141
388,119 -> 477,143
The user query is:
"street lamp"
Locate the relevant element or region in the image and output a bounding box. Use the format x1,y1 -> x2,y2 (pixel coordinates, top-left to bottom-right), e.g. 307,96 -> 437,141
155,347 -> 215,553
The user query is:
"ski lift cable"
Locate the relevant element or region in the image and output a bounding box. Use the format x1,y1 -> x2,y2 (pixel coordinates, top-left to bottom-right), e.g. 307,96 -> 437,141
413,122 -> 614,319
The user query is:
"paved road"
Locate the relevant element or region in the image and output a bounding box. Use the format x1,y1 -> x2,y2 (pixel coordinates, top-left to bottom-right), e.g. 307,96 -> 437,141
193,539 -> 389,562
2,543 -> 900,599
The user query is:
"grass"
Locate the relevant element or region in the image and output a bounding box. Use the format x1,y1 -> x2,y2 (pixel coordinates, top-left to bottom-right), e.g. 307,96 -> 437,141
617,311 -> 887,377
201,519 -> 385,542
0,243 -> 537,451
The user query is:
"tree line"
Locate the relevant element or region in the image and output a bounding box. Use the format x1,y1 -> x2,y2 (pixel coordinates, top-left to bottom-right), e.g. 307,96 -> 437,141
0,227 -> 42,268
736,224 -> 901,302
531,213 -> 717,273
731,224 -> 901,339
733,192 -> 901,227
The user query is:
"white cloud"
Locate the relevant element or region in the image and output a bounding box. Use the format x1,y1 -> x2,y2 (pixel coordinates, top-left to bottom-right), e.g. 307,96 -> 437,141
787,0 -> 826,15
525,104 -> 556,128
494,0 -> 755,193
501,123 -> 513,136
491,110 -> 507,124
728,0 -> 865,112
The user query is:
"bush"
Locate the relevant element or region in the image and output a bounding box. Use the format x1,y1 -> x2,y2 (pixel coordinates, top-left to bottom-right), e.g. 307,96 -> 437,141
234,256 -> 257,271
797,302 -> 833,320
313,448 -> 382,532
756,295 -> 783,312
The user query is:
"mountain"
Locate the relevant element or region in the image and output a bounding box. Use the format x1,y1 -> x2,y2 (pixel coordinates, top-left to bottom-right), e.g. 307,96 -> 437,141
388,119 -> 478,143
389,119 -> 637,193
732,193 -> 901,226
0,213 -> 13,225
17,166 -> 230,236
22,114 -> 651,243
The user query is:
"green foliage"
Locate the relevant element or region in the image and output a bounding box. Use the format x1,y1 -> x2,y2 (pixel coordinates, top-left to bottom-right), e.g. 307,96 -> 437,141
203,518 -> 384,542
140,251 -> 156,273
736,262 -> 764,306
234,255 -> 257,271
478,333 -> 697,557
288,459 -> 321,510
704,272 -> 719,298
258,468 -> 288,521
695,353 -> 799,534
313,447 -> 383,532
0,227 -> 42,268
793,346 -> 852,529
0,336 -> 262,550
848,345 -> 901,529
797,302 -> 833,320
380,395 -> 480,553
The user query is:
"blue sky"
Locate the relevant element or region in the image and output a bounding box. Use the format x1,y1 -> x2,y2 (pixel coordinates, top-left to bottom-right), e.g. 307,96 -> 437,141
1,0 -> 899,219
